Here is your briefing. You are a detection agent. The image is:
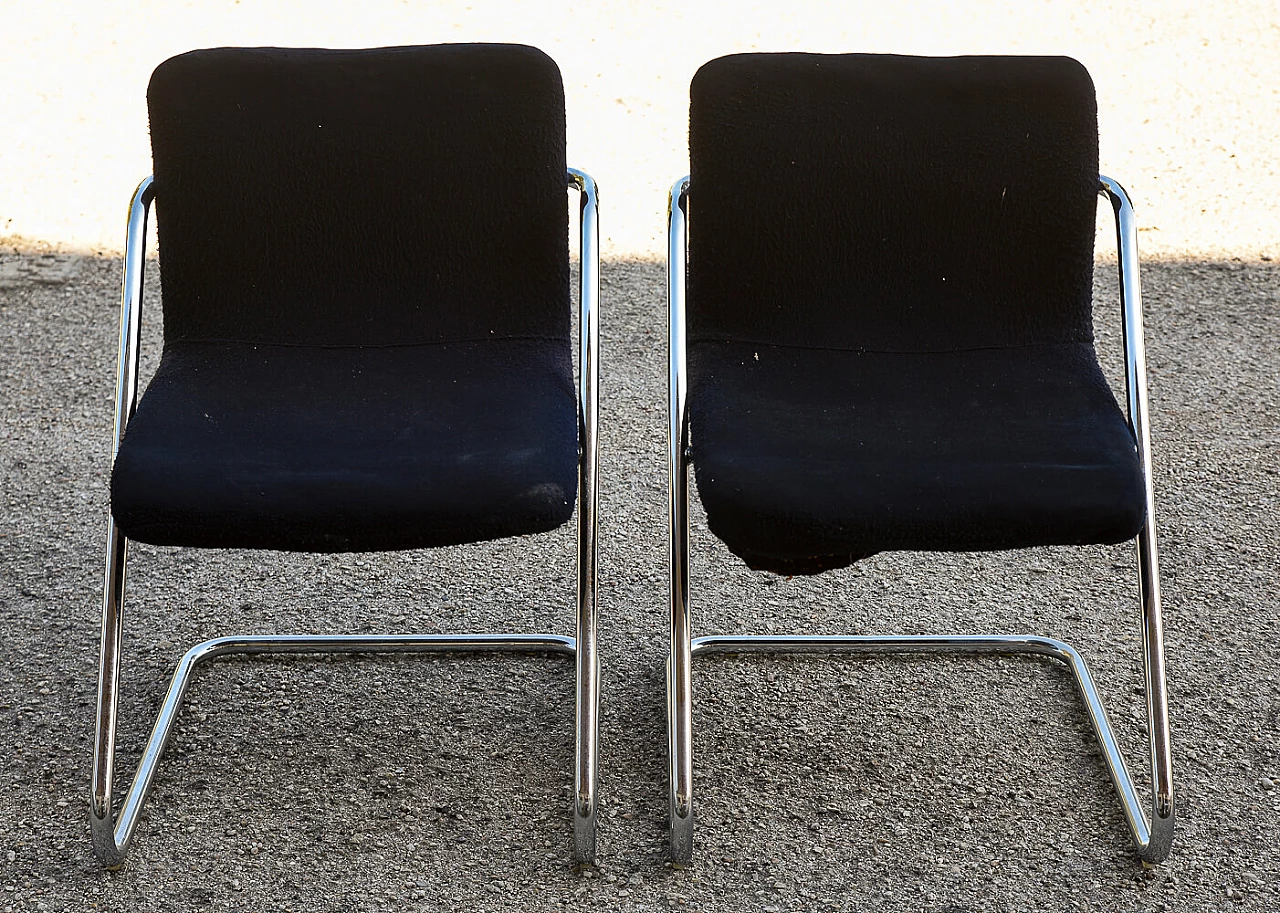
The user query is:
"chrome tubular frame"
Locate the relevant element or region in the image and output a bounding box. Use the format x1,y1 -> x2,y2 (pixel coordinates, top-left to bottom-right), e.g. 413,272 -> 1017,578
666,176 -> 694,862
1099,173 -> 1174,858
568,167 -> 602,862
664,174 -> 1173,865
90,171 -> 602,868
92,176 -> 155,868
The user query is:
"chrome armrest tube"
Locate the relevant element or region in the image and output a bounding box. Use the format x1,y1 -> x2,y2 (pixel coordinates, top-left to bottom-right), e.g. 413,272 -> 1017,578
110,176 -> 155,458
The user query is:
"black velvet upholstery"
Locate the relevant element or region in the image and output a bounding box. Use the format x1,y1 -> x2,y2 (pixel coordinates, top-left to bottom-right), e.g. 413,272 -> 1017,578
687,54 -> 1145,574
111,45 -> 577,551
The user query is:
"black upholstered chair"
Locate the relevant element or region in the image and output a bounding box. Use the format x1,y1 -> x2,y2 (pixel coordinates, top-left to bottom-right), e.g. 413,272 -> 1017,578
665,54 -> 1173,863
92,45 -> 602,866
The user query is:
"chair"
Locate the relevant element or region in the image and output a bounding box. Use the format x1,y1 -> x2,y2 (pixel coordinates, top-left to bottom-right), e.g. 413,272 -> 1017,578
91,44 -> 602,867
665,53 -> 1173,863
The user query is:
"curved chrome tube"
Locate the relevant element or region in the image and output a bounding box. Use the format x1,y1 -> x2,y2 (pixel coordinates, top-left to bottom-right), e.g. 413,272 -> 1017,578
109,176 -> 155,461
94,633 -> 574,867
663,173 -> 1173,865
666,175 -> 694,864
1100,174 -> 1175,861
692,632 -> 1158,857
568,167 -> 602,862
92,171 -> 604,868
91,176 -> 154,868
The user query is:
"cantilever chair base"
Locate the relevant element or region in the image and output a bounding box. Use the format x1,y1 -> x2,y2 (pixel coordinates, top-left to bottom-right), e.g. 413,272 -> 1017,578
91,625 -> 588,869
664,174 -> 1174,866
93,168 -> 602,867
666,632 -> 1172,866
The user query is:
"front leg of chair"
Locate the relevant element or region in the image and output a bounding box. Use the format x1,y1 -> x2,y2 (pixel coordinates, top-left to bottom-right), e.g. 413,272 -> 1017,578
91,520 -> 130,868
667,504 -> 694,866
667,458 -> 694,865
91,176 -> 154,868
569,168 -> 601,863
1100,174 -> 1175,861
1134,521 -> 1174,861
666,177 -> 695,865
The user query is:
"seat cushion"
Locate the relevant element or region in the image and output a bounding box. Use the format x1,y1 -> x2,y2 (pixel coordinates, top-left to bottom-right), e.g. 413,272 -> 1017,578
111,339 -> 577,552
688,340 -> 1146,575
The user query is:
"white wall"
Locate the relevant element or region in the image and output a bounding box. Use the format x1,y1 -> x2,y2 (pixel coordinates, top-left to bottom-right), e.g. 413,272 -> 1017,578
2,0 -> 1277,259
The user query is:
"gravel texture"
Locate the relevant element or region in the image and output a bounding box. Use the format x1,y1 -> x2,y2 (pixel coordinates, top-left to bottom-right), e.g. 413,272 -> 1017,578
1,251 -> 1277,912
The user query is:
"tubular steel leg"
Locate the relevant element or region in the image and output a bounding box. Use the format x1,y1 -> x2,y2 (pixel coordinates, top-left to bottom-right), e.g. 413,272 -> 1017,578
667,498 -> 694,865
91,176 -> 153,869
1102,173 -> 1174,860
687,624 -> 1172,862
666,176 -> 695,865
667,472 -> 694,866
569,168 -> 601,863
90,520 -> 130,868
1132,520 -> 1174,859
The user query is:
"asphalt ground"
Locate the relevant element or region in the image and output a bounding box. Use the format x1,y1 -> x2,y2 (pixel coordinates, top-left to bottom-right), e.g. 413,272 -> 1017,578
0,249 -> 1277,912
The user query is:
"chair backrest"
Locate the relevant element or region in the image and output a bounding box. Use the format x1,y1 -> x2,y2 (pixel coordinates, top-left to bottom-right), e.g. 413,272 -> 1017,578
688,53 -> 1100,352
147,44 -> 569,347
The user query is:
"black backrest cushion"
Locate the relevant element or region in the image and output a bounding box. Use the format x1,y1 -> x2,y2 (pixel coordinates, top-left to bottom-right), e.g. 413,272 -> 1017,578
148,44 -> 568,346
688,53 -> 1099,351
